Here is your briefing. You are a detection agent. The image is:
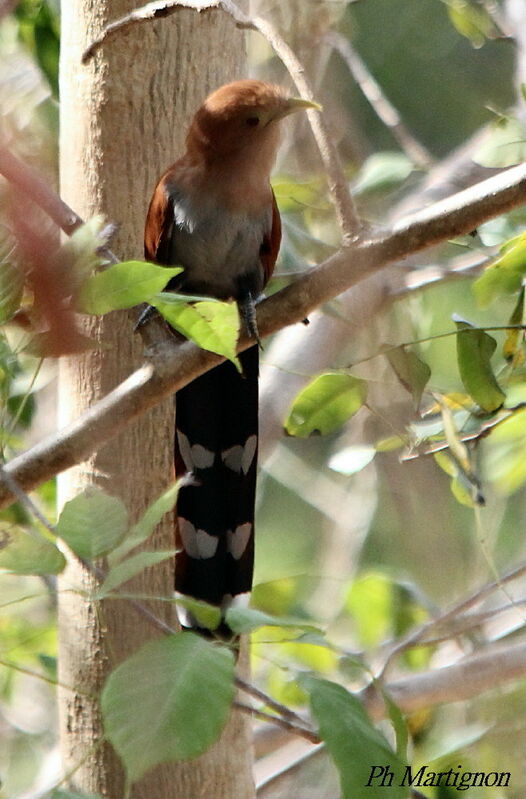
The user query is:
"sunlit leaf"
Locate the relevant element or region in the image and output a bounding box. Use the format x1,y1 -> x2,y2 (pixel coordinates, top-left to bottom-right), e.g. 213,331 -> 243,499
0,527 -> 65,575
307,678 -> 407,799
96,550 -> 177,597
375,435 -> 405,452
57,216 -> 108,293
101,633 -> 235,781
443,0 -> 495,48
76,262 -> 181,314
455,318 -> 505,411
251,577 -> 297,616
272,175 -> 325,213
329,445 -> 376,475
176,596 -> 222,631
56,488 -> 128,559
473,231 -> 526,307
353,152 -> 414,195
474,117 -> 526,167
267,669 -> 308,707
285,373 -> 367,438
451,473 -> 477,507
0,260 -> 24,324
503,288 -> 525,364
153,298 -> 240,368
434,450 -> 457,478
225,606 -> 320,635
345,573 -> 391,648
384,345 -> 431,409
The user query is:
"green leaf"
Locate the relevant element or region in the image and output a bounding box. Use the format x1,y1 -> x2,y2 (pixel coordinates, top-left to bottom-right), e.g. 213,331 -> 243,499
0,260 -> 24,323
503,288 -> 525,363
329,445 -> 376,476
101,633 -> 235,781
473,231 -> 526,307
272,175 -> 325,213
0,527 -> 65,575
443,0 -> 495,48
152,298 -> 240,367
384,345 -> 431,409
375,435 -> 405,452
56,488 -> 128,559
381,688 -> 409,762
345,573 -> 391,648
474,117 -> 526,168
96,550 -> 176,597
176,597 -> 222,631
225,606 -> 320,635
307,678 -> 406,799
110,482 -> 180,564
353,152 -> 414,195
76,262 -> 182,314
56,217 -> 107,293
285,373 -> 367,438
455,318 -> 505,411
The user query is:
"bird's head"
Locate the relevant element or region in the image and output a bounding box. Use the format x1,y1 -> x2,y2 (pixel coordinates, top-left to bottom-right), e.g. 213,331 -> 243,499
186,80 -> 319,171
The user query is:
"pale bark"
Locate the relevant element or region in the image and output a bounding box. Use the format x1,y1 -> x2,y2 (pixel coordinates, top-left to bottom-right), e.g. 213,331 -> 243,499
58,2 -> 253,798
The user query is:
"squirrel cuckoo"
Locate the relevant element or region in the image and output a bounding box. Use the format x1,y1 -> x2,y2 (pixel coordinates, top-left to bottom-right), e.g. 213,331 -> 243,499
144,80 -> 316,628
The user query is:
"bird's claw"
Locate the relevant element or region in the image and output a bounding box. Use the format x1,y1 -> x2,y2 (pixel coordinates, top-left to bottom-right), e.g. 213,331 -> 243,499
134,304 -> 159,331
239,292 -> 263,349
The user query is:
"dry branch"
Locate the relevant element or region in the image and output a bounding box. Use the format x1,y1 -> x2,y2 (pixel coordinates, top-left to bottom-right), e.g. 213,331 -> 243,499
1,162 -> 526,507
365,639 -> 526,719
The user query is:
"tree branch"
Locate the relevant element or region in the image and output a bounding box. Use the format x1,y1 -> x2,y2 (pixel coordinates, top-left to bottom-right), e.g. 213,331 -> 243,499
1,162 -> 526,507
364,639 -> 526,719
327,32 -> 434,169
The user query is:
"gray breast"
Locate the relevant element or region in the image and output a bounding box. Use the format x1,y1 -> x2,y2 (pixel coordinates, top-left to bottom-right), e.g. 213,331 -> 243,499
168,189 -> 270,301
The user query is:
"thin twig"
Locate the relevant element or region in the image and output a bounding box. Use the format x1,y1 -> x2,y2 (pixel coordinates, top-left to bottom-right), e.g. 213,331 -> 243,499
235,675 -> 310,728
256,744 -> 325,795
233,701 -> 320,744
81,0 -> 361,240
328,32 -> 433,169
2,162 -> 526,507
378,559 -> 526,676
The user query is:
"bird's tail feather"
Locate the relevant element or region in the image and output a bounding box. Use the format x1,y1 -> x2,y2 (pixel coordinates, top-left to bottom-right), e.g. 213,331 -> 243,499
174,346 -> 258,627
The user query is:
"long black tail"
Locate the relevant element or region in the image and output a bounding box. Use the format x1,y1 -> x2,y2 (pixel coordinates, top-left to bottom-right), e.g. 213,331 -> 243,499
174,346 -> 258,610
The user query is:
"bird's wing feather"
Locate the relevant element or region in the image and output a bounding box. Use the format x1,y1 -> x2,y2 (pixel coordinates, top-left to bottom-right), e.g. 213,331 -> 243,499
144,173 -> 176,265
260,190 -> 281,285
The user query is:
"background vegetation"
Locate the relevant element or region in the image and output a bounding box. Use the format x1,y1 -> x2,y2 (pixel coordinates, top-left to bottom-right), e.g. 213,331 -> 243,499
2,0 -> 526,796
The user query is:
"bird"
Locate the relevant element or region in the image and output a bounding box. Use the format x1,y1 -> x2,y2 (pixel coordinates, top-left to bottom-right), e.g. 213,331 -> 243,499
144,80 -> 318,631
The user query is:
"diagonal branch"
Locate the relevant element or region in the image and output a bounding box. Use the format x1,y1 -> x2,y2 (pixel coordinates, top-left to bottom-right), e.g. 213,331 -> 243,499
1,162 -> 526,507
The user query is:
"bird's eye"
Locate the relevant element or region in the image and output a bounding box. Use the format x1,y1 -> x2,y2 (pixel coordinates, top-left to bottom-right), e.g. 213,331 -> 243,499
246,116 -> 260,127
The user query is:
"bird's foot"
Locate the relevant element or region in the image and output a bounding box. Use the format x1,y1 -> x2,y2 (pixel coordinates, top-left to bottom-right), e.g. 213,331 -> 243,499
239,292 -> 263,349
134,304 -> 159,331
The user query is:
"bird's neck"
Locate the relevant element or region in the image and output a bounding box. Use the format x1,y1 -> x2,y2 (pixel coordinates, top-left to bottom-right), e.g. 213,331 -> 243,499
184,126 -> 280,213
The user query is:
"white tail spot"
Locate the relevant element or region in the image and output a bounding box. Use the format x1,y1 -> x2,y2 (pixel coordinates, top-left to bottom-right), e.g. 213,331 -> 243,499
179,517 -> 218,559
227,523 -> 252,560
221,435 -> 257,475
177,431 -> 214,470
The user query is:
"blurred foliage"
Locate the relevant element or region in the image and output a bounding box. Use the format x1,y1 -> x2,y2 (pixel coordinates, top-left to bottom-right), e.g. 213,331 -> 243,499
2,0 -> 526,796
14,0 -> 59,98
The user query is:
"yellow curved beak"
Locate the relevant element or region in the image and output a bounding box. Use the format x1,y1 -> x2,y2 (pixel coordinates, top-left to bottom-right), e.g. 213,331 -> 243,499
277,96 -> 322,119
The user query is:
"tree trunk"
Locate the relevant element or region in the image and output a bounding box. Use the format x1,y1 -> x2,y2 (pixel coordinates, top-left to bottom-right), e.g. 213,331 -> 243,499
57,2 -> 253,797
